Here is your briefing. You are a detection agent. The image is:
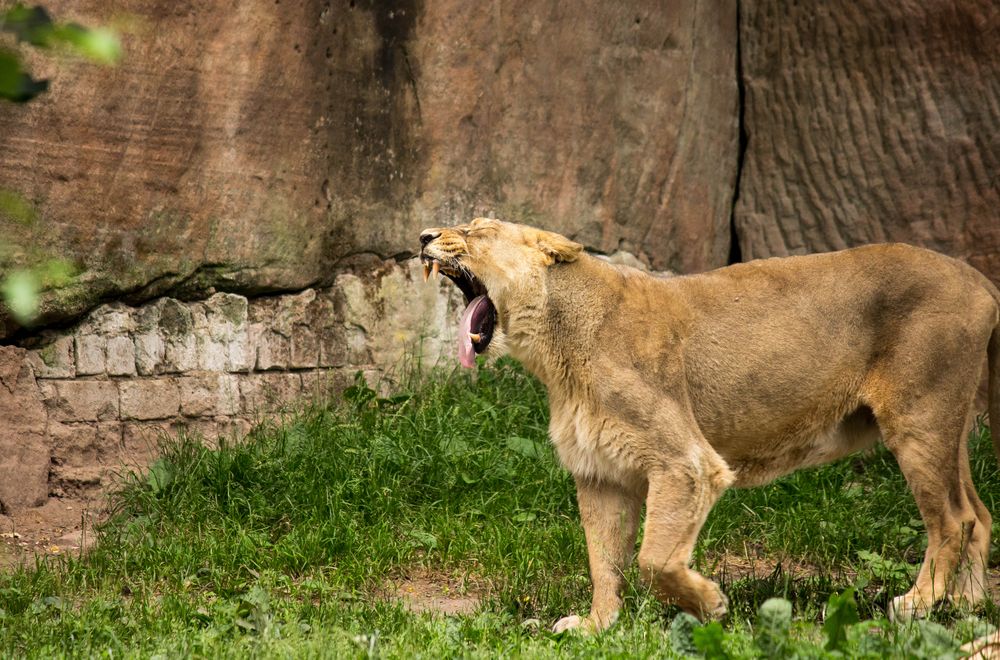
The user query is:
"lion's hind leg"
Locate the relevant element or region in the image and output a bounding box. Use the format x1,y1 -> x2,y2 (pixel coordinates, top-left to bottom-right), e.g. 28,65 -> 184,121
877,400 -> 990,620
951,439 -> 992,606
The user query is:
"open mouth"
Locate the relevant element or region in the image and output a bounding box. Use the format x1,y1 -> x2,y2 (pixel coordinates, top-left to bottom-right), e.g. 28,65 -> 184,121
422,256 -> 496,368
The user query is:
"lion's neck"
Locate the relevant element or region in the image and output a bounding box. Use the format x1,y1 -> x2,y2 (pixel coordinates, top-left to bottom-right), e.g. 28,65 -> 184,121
504,255 -> 620,393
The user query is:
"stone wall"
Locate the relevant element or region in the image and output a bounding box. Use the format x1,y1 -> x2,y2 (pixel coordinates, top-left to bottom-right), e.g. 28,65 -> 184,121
0,259 -> 464,511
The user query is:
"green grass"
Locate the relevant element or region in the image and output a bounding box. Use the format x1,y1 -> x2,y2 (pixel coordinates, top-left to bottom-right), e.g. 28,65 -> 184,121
2,359 -> 1000,657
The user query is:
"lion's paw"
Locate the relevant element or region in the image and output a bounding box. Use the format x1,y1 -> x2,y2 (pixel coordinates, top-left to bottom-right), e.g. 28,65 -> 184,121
552,615 -> 592,635
887,594 -> 928,622
704,593 -> 729,620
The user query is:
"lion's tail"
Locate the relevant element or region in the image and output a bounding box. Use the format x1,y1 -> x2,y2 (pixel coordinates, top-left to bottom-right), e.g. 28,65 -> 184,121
988,286 -> 1000,465
990,323 -> 1000,466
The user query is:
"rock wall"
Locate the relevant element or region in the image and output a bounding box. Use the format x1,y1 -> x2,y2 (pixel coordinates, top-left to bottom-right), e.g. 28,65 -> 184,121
736,0 -> 1000,278
3,0 -> 1000,513
0,259 -> 465,511
0,0 -> 738,338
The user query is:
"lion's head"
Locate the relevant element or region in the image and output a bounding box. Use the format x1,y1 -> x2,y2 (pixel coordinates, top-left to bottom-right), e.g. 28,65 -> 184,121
418,217 -> 583,367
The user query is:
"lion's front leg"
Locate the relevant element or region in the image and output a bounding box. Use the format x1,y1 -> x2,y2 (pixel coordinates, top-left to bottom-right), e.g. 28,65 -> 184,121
553,477 -> 643,634
637,459 -> 733,620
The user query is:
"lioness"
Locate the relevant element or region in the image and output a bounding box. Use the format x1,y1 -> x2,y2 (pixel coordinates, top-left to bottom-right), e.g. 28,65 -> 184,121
419,217 -> 1000,632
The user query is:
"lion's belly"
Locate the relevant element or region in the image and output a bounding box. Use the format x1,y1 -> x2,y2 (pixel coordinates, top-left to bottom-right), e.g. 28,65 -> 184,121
710,408 -> 882,487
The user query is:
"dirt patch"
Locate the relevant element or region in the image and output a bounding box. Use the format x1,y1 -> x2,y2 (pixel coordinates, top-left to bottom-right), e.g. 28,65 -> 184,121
0,495 -> 100,569
389,569 -> 482,616
708,550 -> 847,583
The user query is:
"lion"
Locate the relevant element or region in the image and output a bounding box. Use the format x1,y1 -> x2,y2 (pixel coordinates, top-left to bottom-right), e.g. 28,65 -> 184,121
418,217 -> 1000,633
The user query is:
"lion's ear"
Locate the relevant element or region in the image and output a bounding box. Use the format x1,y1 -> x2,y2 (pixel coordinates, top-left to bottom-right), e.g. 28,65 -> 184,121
534,229 -> 583,263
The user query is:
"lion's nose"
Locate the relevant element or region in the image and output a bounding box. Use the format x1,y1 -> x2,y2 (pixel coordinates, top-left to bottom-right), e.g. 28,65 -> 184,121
419,231 -> 440,247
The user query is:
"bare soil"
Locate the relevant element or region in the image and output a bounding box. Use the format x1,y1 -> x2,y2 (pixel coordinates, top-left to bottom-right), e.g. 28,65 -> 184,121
388,569 -> 482,616
0,495 -> 101,568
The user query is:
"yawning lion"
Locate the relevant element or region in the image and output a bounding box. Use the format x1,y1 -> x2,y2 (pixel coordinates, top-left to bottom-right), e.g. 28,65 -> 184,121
419,217 -> 1000,633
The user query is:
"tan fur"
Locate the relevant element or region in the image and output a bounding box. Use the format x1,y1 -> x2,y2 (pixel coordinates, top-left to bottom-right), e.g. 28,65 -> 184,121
420,217 -> 1000,632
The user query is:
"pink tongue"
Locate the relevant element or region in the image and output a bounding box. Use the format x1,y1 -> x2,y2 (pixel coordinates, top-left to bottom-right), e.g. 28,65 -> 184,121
458,295 -> 487,368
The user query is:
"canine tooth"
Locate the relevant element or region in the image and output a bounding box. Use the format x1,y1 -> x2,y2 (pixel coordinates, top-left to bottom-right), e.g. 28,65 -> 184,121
468,332 -> 481,342
431,262 -> 440,279
423,263 -> 430,282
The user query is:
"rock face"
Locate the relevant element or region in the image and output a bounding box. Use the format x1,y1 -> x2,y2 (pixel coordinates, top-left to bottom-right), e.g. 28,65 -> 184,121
0,0 -> 738,338
736,0 -> 1000,280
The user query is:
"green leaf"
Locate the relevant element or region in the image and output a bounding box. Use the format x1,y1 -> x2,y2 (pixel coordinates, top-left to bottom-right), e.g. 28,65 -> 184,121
823,588 -> 859,652
146,459 -> 174,495
407,530 -> 437,550
0,49 -> 48,102
70,26 -> 121,64
692,621 -> 730,660
1,269 -> 39,323
1,5 -> 54,46
512,511 -> 536,523
755,597 -> 793,657
908,620 -> 961,659
669,612 -> 700,656
506,435 -> 544,459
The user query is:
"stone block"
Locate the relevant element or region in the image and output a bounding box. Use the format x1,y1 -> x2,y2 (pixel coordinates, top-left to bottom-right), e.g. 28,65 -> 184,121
240,372 -> 303,414
120,379 -> 180,420
254,329 -> 290,370
48,421 -> 123,467
217,416 -> 254,440
27,335 -> 75,378
49,464 -> 105,495
226,332 -> 253,372
204,293 -> 248,340
44,380 -> 119,422
290,325 -> 319,368
345,327 -> 371,365
0,346 -> 49,509
318,324 -> 347,367
197,337 -> 227,371
0,433 -> 49,508
107,336 -> 137,376
134,333 -> 165,375
75,335 -> 106,376
134,301 -> 162,333
48,421 -> 122,495
157,298 -> 194,338
336,275 -> 377,331
179,373 -> 240,417
163,335 -> 197,373
174,417 -> 219,443
273,289 -> 316,336
218,375 -> 241,415
79,303 -> 134,336
248,296 -> 276,324
121,421 -> 174,470
301,368 -> 355,403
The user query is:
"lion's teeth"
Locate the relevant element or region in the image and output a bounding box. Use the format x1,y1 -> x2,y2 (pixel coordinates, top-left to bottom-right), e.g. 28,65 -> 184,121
422,263 -> 430,282
468,332 -> 481,343
431,262 -> 440,279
